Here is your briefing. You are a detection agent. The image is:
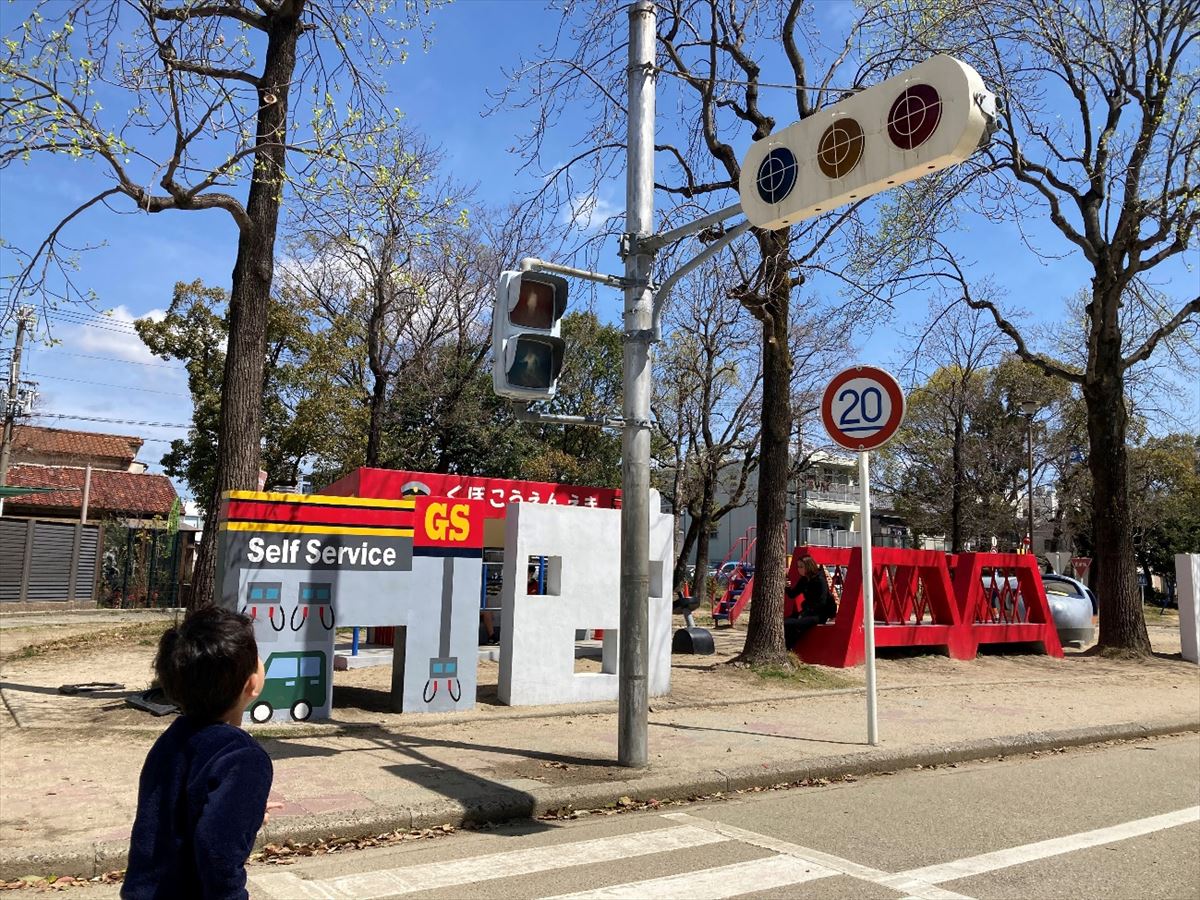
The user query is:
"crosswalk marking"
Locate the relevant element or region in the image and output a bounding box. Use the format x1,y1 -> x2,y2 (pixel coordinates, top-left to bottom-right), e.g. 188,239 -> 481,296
543,853 -> 838,899
250,824 -> 727,899
661,813 -> 974,900
895,805 -> 1200,886
251,805 -> 1200,899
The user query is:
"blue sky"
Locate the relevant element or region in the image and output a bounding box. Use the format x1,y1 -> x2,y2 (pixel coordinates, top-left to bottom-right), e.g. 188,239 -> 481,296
1,1 -> 1195,500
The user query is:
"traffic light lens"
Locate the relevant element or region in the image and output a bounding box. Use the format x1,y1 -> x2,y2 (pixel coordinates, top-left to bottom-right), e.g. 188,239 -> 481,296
511,280 -> 556,329
508,337 -> 560,389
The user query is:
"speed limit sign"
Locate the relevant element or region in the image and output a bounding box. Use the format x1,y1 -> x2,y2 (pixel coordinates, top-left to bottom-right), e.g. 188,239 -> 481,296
821,365 -> 906,452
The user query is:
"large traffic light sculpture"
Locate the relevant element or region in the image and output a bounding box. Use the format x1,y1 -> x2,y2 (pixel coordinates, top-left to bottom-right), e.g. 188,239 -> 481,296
738,55 -> 997,230
492,270 -> 569,401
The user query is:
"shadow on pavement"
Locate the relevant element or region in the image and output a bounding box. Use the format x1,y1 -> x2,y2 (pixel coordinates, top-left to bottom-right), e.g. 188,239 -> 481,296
655,720 -> 864,747
263,730 -> 567,834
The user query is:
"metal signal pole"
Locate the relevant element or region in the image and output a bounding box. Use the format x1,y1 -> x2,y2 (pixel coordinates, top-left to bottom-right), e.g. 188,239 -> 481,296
0,307 -> 34,516
618,0 -> 656,768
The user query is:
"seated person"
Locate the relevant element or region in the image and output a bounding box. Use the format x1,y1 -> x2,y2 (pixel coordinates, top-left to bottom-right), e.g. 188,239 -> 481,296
784,556 -> 838,648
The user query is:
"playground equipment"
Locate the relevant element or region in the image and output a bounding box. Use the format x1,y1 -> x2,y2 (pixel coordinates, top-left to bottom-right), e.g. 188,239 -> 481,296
711,527 -> 756,626
789,545 -> 1062,667
671,580 -> 715,654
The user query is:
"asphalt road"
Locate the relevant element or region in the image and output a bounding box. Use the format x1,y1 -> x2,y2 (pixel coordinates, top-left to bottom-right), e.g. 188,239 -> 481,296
230,733 -> 1199,899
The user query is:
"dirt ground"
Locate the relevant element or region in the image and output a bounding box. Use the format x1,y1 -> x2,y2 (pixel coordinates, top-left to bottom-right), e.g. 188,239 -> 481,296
0,612 -> 1188,735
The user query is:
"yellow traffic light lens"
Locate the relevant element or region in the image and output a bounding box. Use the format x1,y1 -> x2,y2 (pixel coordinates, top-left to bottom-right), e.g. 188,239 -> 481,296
511,280 -> 556,329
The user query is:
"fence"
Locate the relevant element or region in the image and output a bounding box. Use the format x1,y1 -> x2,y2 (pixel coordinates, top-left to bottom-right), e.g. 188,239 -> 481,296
98,524 -> 188,608
0,518 -> 100,603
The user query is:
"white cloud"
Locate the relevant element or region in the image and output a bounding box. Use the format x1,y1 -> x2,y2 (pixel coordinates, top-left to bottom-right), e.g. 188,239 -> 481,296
562,192 -> 622,235
65,304 -> 168,365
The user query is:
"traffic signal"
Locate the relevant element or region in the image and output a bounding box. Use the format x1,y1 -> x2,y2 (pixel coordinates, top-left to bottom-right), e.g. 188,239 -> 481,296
491,270 -> 568,401
738,55 -> 998,231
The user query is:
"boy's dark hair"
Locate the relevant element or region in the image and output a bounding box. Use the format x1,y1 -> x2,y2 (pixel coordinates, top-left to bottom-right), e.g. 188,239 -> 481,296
155,607 -> 258,721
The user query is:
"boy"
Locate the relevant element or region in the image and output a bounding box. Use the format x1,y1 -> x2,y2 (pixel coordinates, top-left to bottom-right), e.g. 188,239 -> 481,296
123,607 -> 273,899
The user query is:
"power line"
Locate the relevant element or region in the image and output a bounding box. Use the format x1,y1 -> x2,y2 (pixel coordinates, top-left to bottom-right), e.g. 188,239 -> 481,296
34,413 -> 192,429
45,312 -> 143,335
25,371 -> 191,398
30,350 -> 185,371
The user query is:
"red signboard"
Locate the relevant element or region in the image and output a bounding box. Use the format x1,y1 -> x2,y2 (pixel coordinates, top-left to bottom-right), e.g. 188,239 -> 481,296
413,497 -> 486,550
321,467 -> 620,519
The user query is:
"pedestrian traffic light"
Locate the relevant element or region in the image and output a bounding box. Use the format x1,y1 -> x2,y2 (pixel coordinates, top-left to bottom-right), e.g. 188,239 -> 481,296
739,54 -> 998,231
491,270 -> 568,401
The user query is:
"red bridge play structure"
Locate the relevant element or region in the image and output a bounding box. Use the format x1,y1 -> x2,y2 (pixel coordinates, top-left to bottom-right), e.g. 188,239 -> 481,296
712,544 -> 1062,666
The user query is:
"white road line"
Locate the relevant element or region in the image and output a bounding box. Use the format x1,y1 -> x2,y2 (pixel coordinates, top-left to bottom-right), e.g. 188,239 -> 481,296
543,853 -> 838,899
249,824 -> 728,900
661,813 -> 974,900
896,805 -> 1200,886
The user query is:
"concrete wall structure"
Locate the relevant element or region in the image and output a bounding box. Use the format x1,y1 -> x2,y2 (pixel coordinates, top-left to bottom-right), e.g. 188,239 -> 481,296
498,497 -> 673,706
1177,553 -> 1199,665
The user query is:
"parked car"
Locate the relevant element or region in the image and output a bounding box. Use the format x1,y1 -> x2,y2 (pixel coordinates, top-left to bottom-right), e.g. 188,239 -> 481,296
714,561 -> 754,583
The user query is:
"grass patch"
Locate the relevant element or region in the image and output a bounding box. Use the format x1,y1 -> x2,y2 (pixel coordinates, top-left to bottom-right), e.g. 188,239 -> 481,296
749,659 -> 855,690
2,619 -> 174,661
1143,602 -> 1179,619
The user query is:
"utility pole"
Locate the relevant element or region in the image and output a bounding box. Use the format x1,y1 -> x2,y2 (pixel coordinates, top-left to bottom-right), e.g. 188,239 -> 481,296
618,0 -> 656,769
0,306 -> 35,517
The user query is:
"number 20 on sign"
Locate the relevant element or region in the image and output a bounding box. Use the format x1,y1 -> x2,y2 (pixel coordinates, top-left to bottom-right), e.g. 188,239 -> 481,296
821,365 -> 906,452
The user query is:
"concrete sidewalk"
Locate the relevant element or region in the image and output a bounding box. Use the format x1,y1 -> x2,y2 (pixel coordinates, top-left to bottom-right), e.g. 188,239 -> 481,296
2,640 -> 1197,880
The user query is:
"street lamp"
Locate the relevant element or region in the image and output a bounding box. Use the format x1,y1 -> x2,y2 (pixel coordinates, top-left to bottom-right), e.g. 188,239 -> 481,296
1016,399 -> 1039,555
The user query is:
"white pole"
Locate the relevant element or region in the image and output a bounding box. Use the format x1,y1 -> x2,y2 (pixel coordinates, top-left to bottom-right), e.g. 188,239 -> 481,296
859,451 -> 878,745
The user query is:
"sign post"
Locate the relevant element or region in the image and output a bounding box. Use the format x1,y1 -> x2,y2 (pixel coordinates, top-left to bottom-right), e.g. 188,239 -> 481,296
821,365 -> 907,746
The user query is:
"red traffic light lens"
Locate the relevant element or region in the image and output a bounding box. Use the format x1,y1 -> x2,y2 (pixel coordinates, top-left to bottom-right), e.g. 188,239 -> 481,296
511,280 -> 557,329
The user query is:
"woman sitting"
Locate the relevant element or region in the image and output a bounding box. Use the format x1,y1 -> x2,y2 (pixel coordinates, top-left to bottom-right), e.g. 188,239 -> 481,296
784,556 -> 838,648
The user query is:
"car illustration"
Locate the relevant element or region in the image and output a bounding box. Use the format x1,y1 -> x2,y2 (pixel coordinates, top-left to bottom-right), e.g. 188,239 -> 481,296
249,650 -> 327,723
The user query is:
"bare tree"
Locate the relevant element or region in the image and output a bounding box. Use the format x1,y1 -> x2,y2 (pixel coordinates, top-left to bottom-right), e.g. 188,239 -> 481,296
285,131 -> 469,466
654,259 -> 761,609
1,0 -> 432,606
880,0 -> 1199,654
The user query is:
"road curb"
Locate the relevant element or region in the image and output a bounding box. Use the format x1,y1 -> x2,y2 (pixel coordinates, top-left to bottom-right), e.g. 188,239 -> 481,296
2,716 -> 1195,880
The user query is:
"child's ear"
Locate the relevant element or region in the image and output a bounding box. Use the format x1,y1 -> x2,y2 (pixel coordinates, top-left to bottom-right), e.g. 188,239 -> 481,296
245,658 -> 265,700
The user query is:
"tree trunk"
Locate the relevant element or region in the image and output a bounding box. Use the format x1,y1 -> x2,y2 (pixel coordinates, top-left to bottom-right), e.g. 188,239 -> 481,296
674,513 -> 701,595
365,370 -> 388,467
190,2 -> 305,609
739,231 -> 793,664
691,521 -> 712,610
1085,288 -> 1151,656
690,489 -> 717,609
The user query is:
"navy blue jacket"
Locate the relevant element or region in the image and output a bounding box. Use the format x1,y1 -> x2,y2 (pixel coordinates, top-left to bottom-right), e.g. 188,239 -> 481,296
122,717 -> 273,899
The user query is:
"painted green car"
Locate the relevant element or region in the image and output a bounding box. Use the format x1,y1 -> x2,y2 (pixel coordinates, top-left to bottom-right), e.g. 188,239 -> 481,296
249,651 -> 327,723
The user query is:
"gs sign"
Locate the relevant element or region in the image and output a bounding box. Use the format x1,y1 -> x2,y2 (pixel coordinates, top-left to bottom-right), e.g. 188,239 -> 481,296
415,498 -> 484,550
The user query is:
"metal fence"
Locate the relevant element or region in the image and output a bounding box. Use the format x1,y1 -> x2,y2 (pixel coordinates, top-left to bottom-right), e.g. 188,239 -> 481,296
0,518 -> 100,603
98,524 -> 187,608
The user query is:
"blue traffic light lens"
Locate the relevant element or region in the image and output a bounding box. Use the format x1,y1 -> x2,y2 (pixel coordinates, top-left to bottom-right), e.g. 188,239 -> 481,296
512,280 -> 557,328
508,337 -> 558,389
756,147 -> 797,204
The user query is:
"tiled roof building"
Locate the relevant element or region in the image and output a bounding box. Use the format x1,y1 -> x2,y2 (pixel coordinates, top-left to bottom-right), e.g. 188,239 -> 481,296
10,425 -> 143,471
4,463 -> 177,519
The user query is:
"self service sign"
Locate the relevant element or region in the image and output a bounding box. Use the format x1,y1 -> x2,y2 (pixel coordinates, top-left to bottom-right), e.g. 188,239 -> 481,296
216,490 -> 485,722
